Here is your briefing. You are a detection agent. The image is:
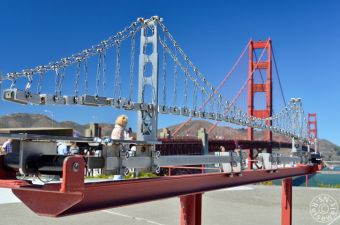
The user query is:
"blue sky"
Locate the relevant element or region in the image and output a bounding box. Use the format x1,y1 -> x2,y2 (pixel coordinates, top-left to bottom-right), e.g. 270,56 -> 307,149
0,0 -> 339,144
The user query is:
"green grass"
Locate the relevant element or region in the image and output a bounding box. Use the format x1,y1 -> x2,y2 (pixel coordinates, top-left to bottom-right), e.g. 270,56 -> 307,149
260,181 -> 273,186
317,183 -> 340,188
86,172 -> 159,180
125,172 -> 158,179
85,174 -> 113,179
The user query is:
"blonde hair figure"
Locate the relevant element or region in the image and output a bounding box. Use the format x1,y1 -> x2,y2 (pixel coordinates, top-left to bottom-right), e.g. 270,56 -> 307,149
111,115 -> 131,140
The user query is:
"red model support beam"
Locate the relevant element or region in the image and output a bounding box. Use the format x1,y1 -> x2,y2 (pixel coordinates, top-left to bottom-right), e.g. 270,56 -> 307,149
0,156 -> 28,188
9,156 -> 319,217
248,39 -> 273,169
180,193 -> 202,225
282,178 -> 292,225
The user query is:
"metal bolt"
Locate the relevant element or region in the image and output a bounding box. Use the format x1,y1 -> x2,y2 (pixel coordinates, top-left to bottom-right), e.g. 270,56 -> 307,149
155,166 -> 161,174
73,162 -> 79,172
124,167 -> 130,176
155,151 -> 161,159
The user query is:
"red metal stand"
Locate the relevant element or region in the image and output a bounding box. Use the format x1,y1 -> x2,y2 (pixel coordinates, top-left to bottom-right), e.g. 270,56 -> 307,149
281,178 -> 292,225
248,39 -> 273,169
180,193 -> 202,225
0,155 -> 29,188
8,163 -> 317,217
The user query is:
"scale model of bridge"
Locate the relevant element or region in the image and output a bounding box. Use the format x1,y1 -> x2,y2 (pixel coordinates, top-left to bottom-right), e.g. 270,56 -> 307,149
0,16 -> 321,225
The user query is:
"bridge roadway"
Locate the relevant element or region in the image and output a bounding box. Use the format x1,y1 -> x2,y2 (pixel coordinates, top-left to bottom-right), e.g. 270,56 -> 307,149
1,185 -> 338,225
157,139 -> 312,155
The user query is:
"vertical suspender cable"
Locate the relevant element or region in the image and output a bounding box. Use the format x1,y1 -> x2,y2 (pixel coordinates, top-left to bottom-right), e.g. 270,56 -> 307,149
271,46 -> 287,106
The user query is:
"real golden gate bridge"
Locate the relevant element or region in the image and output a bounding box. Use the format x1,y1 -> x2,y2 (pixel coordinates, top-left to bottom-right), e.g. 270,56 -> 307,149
0,16 -> 321,225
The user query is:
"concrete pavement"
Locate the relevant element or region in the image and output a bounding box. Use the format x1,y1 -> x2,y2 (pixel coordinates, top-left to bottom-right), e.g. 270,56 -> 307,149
0,185 -> 339,225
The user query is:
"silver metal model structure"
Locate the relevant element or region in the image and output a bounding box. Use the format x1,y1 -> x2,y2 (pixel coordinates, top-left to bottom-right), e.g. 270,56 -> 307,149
137,17 -> 159,141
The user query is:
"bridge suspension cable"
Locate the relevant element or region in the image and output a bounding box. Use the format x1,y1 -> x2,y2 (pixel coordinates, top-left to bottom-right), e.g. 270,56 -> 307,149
157,21 -> 233,115
6,22 -> 142,80
208,40 -> 270,134
172,41 -> 251,136
271,45 -> 287,106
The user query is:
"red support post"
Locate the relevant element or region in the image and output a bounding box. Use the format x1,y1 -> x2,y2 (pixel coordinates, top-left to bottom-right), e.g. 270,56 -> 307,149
180,193 -> 202,225
248,39 -> 273,169
195,194 -> 202,224
282,178 -> 292,225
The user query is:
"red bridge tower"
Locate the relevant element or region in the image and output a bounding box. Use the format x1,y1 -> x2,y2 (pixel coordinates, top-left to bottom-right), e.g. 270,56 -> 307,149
248,39 -> 272,169
308,113 -> 318,151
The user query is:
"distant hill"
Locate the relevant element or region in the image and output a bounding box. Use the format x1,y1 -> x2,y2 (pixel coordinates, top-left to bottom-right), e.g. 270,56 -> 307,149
0,113 -> 115,137
165,120 -> 290,142
0,113 -> 339,160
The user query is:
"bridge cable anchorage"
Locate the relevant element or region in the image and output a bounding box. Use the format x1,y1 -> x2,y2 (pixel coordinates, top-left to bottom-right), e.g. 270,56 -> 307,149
172,40 -> 251,136
208,40 -> 270,134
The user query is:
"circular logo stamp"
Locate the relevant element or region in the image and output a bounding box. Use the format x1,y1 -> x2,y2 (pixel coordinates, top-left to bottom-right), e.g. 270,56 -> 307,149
310,194 -> 338,223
